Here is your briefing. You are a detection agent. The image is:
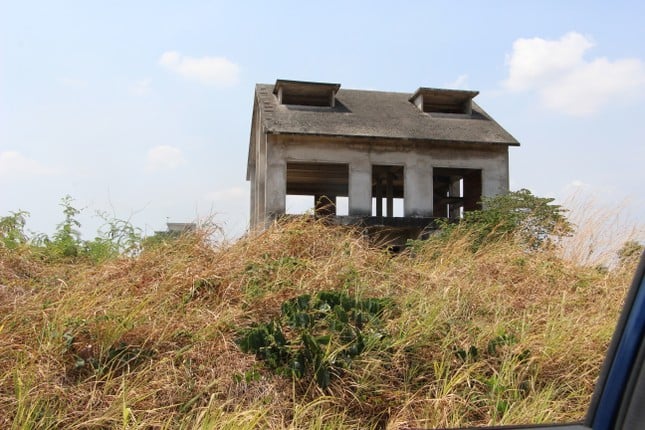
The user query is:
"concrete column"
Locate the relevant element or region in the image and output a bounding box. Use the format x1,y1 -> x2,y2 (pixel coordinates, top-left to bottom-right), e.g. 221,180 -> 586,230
257,135 -> 267,226
481,167 -> 508,199
386,172 -> 394,218
249,165 -> 256,228
349,160 -> 371,216
375,177 -> 383,217
449,176 -> 461,219
404,162 -> 433,217
265,145 -> 286,224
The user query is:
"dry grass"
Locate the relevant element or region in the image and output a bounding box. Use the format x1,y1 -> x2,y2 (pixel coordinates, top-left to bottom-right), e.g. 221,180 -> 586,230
558,192 -> 644,267
0,217 -> 636,429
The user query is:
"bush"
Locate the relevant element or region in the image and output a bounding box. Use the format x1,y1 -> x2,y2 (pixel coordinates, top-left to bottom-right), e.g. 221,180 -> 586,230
8,195 -> 143,262
237,290 -> 394,389
436,189 -> 572,250
0,210 -> 29,249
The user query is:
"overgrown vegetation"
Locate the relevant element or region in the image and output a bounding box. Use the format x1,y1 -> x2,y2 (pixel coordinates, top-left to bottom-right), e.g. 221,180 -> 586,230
428,188 -> 573,251
0,191 -> 642,428
237,291 -> 394,389
1,195 -> 144,263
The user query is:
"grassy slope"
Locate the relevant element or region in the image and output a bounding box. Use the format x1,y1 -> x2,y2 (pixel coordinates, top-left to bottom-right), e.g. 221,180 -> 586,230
0,218 -> 635,429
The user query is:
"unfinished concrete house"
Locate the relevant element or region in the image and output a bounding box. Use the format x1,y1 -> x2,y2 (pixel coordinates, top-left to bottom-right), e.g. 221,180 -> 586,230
247,79 -> 519,238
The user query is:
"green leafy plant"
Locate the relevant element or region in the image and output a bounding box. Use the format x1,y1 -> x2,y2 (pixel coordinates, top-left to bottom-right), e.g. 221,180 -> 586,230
237,290 -> 393,389
0,210 -> 30,249
432,189 -> 572,251
83,212 -> 143,262
24,196 -> 143,262
31,195 -> 84,260
52,195 -> 83,258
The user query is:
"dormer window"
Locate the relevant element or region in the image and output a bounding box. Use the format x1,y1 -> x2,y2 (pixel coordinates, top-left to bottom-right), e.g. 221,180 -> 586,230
409,87 -> 479,115
273,79 -> 341,107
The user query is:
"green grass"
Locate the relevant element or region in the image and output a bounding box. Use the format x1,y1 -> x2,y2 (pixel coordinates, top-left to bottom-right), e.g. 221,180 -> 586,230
0,217 -> 637,428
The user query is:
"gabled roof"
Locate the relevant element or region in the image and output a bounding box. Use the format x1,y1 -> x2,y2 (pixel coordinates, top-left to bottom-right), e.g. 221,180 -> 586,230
252,82 -> 520,146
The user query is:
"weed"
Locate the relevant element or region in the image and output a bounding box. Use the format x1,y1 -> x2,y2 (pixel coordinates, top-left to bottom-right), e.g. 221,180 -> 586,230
237,290 -> 393,389
0,210 -> 30,249
0,208 -> 637,428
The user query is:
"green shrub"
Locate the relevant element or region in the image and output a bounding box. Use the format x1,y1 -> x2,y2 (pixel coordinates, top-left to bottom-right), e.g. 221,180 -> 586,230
237,291 -> 394,389
83,211 -> 143,261
10,195 -> 143,262
0,210 -> 29,249
430,189 -> 572,251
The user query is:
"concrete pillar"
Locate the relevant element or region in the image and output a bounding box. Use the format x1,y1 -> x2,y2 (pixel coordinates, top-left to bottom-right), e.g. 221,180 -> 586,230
449,176 -> 461,219
257,135 -> 267,226
404,163 -> 433,217
386,172 -> 394,218
265,146 -> 286,224
349,160 -> 371,216
249,165 -> 256,228
375,177 -> 383,217
481,168 -> 507,199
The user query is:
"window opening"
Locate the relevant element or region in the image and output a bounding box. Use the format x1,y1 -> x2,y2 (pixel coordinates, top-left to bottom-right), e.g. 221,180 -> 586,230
286,162 -> 349,217
409,87 -> 478,115
372,165 -> 404,218
432,168 -> 482,218
274,80 -> 340,107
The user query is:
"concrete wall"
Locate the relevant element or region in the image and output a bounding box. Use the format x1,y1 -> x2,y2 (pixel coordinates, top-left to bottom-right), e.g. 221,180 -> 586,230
250,133 -> 510,230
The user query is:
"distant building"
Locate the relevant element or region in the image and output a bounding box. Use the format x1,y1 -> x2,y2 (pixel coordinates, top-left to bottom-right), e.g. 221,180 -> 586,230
246,79 -> 519,237
166,223 -> 196,234
153,223 -> 196,238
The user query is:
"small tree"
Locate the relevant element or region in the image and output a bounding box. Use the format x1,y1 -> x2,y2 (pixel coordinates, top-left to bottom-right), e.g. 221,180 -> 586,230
439,189 -> 572,250
51,195 -> 84,258
0,210 -> 30,249
31,195 -> 84,260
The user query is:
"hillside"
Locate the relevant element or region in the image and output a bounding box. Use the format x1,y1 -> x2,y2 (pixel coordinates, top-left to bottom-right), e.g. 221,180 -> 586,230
0,216 -> 638,429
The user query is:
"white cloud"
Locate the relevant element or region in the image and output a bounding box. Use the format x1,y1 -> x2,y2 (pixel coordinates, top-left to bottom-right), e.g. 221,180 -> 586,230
504,32 -> 592,92
145,145 -> 187,172
447,74 -> 469,89
504,32 -> 645,116
159,51 -> 240,87
0,151 -> 59,179
131,78 -> 152,96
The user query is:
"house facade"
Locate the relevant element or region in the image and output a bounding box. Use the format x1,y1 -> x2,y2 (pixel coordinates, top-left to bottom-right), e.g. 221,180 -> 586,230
247,79 -> 519,232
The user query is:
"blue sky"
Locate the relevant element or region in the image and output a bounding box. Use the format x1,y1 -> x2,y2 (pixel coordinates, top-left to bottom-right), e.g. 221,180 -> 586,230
1,1 -> 644,239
